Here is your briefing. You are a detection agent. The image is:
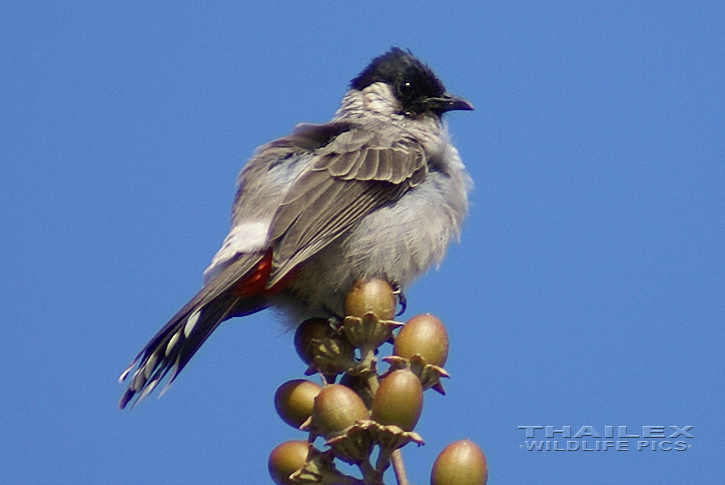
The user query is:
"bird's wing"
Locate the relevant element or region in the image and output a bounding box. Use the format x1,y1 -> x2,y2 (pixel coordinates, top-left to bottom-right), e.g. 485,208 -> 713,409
266,122 -> 428,286
180,120 -> 427,302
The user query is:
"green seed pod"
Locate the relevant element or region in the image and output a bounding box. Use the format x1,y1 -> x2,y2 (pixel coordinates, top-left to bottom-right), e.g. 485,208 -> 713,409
371,369 -> 423,431
312,384 -> 369,437
274,379 -> 321,428
294,318 -> 334,365
431,440 -> 488,485
268,440 -> 309,485
394,313 -> 449,367
344,279 -> 396,320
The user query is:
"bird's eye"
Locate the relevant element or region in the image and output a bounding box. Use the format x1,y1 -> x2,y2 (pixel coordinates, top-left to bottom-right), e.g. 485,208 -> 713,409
397,79 -> 416,98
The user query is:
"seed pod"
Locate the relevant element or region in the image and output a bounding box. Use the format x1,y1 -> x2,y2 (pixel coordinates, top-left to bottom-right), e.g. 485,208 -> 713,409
344,279 -> 396,320
430,440 -> 488,485
312,384 -> 369,437
274,379 -> 321,428
371,369 -> 423,431
394,313 -> 449,367
268,440 -> 309,485
294,318 -> 334,365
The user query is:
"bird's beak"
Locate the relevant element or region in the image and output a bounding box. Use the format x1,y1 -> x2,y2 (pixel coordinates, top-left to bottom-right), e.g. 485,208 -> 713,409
428,93 -> 474,113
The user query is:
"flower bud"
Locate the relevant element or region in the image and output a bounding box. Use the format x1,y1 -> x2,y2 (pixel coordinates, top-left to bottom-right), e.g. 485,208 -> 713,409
274,379 -> 321,428
394,313 -> 449,367
268,440 -> 309,485
344,279 -> 396,320
312,384 -> 369,438
371,369 -> 423,431
431,440 -> 488,485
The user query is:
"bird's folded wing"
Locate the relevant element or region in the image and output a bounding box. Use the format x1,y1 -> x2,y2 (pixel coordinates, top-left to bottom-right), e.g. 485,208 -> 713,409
267,127 -> 427,287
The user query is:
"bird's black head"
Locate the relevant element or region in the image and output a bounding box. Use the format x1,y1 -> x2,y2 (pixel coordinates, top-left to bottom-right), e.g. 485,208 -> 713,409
350,47 -> 473,117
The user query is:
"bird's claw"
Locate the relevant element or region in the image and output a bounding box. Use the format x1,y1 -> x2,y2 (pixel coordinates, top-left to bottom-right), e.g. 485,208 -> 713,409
392,284 -> 407,316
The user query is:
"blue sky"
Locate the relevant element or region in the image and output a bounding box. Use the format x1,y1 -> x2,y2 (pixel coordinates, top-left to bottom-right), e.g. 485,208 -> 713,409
2,2 -> 723,484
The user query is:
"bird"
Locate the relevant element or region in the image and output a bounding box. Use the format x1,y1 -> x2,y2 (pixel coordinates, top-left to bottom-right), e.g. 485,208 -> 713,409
118,47 -> 473,409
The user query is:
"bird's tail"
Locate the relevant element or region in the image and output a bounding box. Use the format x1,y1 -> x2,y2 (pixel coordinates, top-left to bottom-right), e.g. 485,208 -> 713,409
118,293 -> 265,409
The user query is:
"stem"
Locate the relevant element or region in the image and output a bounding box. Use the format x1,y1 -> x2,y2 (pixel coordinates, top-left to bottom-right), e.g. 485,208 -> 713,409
359,458 -> 384,485
390,450 -> 410,485
360,345 -> 411,485
361,345 -> 380,395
